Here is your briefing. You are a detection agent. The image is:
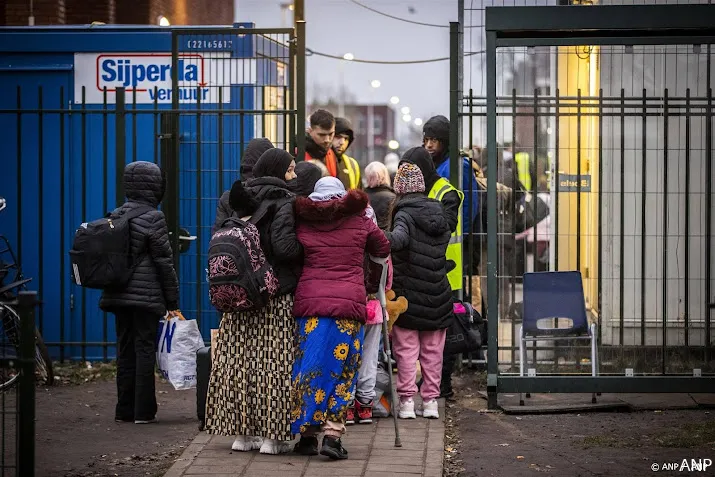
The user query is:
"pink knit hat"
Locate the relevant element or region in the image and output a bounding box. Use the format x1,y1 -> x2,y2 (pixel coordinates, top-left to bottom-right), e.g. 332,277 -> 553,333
394,163 -> 426,194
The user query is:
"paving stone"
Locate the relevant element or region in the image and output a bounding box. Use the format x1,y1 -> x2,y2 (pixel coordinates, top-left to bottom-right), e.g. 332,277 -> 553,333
366,463 -> 424,474
246,461 -> 306,471
184,465 -> 248,475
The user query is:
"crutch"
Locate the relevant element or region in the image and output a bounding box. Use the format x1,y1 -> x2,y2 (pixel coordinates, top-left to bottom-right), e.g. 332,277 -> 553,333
370,255 -> 402,448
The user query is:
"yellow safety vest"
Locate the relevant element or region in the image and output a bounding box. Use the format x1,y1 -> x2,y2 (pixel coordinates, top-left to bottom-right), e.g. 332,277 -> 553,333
515,152 -> 531,191
429,177 -> 464,292
341,154 -> 361,190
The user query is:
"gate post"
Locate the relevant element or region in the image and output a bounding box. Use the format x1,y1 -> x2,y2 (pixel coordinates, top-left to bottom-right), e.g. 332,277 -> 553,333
115,87 -> 126,207
485,27 -> 499,410
18,291 -> 37,477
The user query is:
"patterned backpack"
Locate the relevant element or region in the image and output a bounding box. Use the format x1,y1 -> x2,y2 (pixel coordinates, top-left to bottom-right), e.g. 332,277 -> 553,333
207,217 -> 279,313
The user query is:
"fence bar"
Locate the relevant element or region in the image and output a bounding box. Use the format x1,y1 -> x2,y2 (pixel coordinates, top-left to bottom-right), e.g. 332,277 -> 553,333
153,88 -> 159,164
103,87 -> 109,362
533,88 -> 539,265
597,88 -> 603,347
662,88 -> 669,375
706,85 -> 713,363
468,88 -> 474,305
619,89 -> 625,348
641,89 -> 647,348
16,87 -> 22,267
218,87 -> 224,194
37,86 -> 44,337
196,89 -> 203,326
485,28 -> 498,410
132,90 -> 137,163
115,88 -> 126,207
576,89 -> 582,272
295,20 -> 306,160
18,291 -> 37,477
684,89 -> 691,348
59,86 -> 66,363
510,89 -> 517,328
554,89 -> 559,270
81,87 -> 87,363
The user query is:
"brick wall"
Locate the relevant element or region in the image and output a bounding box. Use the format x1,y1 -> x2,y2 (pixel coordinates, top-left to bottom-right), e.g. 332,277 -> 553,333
64,0 -> 114,24
3,0 -> 65,26
2,0 -> 232,26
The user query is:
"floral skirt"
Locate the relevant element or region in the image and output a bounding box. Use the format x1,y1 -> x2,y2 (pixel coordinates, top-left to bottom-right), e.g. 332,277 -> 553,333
204,294 -> 295,441
290,317 -> 364,435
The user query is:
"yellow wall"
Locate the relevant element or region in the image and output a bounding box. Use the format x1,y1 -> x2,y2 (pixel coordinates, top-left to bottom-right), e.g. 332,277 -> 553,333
556,44 -> 600,313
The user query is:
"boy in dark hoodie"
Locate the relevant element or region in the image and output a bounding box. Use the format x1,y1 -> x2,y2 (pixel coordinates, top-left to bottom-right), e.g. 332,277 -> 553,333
212,138 -> 274,233
387,163 -> 452,421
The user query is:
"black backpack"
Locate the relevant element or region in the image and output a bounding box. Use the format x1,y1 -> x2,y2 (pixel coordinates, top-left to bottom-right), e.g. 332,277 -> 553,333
207,216 -> 279,313
69,206 -> 153,290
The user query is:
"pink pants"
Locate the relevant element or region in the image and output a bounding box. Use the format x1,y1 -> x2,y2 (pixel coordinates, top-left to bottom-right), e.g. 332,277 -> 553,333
391,325 -> 447,401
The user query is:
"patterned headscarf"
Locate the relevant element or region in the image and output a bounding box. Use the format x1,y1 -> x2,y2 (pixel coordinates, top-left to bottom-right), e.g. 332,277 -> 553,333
393,163 -> 426,195
308,177 -> 347,202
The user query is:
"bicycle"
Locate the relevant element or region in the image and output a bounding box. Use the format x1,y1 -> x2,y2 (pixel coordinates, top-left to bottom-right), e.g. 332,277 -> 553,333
0,197 -> 54,390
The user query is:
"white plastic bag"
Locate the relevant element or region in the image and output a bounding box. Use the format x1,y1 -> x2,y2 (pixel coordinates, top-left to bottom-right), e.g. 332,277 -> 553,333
156,311 -> 205,390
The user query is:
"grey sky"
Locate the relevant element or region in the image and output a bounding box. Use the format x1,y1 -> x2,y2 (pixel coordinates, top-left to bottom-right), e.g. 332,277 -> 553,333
236,0 -> 468,124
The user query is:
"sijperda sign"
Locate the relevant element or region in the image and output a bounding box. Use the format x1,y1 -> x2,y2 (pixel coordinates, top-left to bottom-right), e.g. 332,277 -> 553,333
73,52 -> 257,104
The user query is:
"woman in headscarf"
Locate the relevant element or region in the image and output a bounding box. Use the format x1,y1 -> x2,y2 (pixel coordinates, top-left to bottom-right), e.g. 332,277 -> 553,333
205,148 -> 302,455
294,161 -> 324,198
212,138 -> 274,233
290,177 -> 390,460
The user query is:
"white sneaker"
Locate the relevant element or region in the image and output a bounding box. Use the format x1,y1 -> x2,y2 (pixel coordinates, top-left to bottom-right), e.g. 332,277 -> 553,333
398,398 -> 417,419
259,438 -> 294,454
232,435 -> 263,451
422,399 -> 439,419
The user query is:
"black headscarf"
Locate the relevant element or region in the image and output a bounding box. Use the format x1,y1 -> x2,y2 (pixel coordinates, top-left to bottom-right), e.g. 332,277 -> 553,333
240,138 -> 275,181
294,161 -> 322,197
399,146 -> 441,193
251,148 -> 294,180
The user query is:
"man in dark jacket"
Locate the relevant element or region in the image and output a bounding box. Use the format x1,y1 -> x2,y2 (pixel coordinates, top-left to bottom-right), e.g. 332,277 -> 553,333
100,161 -> 179,424
304,109 -> 339,178
212,138 -> 274,233
331,117 -> 363,190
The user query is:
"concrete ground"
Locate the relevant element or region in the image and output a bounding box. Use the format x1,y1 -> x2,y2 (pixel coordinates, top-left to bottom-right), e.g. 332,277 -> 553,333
164,399 -> 445,477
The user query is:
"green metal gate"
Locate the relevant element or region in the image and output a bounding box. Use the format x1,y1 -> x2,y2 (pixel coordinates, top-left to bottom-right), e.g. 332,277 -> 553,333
157,23 -> 305,334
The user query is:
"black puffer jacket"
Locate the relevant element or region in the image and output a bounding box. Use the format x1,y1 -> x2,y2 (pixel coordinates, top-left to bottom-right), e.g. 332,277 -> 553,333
387,194 -> 453,331
365,185 -> 396,231
100,161 -> 179,316
212,138 -> 274,233
239,177 -> 303,296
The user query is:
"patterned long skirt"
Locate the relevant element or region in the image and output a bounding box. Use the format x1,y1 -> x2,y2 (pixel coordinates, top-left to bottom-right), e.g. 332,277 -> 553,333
290,317 -> 364,435
205,294 -> 295,441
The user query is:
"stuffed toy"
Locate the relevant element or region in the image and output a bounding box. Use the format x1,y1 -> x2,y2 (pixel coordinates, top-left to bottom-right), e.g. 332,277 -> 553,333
385,290 -> 408,333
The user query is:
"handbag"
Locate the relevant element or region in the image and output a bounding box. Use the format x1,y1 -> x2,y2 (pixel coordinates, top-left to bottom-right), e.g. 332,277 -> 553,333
443,301 -> 482,357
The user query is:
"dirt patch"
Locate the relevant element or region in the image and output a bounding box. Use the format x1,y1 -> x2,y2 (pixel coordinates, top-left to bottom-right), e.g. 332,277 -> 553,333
33,362 -> 198,477
447,372 -> 715,477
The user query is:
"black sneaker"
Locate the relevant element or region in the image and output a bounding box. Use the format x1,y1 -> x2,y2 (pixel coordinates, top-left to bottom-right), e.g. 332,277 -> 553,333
294,435 -> 319,456
320,436 -> 348,460
440,387 -> 455,400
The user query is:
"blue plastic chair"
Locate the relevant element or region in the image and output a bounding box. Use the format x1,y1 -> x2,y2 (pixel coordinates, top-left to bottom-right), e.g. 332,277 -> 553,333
519,271 -> 598,405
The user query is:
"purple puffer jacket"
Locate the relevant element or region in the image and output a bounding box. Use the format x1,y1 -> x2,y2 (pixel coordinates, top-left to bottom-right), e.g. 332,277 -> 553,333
293,189 -> 391,322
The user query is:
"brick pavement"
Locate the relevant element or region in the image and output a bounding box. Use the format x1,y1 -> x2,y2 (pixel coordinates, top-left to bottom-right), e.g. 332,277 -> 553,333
164,401 -> 445,477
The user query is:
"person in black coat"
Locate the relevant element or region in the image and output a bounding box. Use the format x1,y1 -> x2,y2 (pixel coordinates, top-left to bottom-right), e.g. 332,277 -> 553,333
364,161 -> 396,231
100,160 -> 179,424
386,163 -> 452,422
235,148 -> 302,297
294,161 -> 323,198
212,138 -> 274,233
